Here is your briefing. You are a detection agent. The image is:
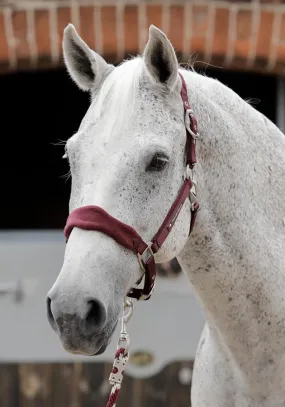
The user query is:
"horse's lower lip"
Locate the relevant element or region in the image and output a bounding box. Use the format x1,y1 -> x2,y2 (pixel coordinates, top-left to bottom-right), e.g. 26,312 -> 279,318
61,338 -> 108,356
57,318 -> 118,356
92,323 -> 118,355
61,323 -> 117,356
91,342 -> 108,355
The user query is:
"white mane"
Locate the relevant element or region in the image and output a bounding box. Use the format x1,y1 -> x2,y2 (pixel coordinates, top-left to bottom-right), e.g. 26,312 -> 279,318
90,57 -> 143,138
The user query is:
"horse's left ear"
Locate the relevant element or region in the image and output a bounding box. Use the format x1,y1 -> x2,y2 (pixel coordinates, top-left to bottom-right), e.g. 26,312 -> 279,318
63,24 -> 114,92
143,25 -> 178,89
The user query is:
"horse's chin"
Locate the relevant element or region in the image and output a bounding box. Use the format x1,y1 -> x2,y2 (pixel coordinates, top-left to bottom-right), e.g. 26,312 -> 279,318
60,323 -> 117,356
91,342 -> 108,356
88,334 -> 112,356
60,336 -> 109,356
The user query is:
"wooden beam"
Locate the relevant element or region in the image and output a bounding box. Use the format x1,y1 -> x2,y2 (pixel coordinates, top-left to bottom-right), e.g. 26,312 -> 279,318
0,1 -> 284,76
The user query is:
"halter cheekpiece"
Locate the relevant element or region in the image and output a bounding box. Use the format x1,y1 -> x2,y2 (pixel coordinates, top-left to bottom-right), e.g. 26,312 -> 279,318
64,73 -> 199,301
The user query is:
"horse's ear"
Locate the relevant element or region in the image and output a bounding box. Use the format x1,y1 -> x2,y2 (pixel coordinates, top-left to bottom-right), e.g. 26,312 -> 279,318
63,24 -> 114,92
143,25 -> 178,89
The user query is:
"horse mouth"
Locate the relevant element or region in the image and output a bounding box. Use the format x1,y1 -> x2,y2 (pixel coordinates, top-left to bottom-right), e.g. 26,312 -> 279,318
60,335 -> 109,356
91,342 -> 108,356
60,321 -> 118,356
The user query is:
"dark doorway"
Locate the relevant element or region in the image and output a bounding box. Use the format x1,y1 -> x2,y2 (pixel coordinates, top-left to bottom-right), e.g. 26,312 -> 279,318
1,68 -> 89,229
208,67 -> 277,123
0,67 -> 277,229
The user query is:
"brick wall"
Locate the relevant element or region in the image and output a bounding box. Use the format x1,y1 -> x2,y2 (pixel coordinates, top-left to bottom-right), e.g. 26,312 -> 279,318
0,0 -> 285,75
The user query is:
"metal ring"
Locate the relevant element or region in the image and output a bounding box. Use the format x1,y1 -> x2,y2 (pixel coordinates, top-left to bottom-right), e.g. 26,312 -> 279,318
137,242 -> 154,271
185,109 -> 199,139
183,164 -> 192,180
123,299 -> 133,324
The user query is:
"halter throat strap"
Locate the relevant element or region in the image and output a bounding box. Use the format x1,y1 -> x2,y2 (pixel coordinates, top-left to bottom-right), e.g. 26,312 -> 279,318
64,72 -> 199,301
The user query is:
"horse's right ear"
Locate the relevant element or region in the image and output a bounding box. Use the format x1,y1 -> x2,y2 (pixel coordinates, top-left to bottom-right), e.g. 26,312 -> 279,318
63,24 -> 114,92
143,25 -> 178,90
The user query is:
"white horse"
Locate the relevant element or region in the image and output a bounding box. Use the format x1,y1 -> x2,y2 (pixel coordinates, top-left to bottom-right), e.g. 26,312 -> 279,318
47,24 -> 285,407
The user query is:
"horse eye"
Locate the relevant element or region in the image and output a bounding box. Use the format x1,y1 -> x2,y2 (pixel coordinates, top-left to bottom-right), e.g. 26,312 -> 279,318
146,154 -> 169,172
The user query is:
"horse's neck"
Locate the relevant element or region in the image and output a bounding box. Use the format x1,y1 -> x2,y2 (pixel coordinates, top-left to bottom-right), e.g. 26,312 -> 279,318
178,75 -> 285,366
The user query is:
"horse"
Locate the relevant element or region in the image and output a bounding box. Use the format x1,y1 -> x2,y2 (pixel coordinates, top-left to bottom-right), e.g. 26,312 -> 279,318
46,24 -> 285,407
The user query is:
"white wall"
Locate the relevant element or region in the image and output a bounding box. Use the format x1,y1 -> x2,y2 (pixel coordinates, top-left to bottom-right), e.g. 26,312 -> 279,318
0,231 -> 204,378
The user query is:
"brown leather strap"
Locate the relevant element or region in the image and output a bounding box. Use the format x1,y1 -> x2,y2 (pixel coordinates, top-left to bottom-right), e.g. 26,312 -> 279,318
179,72 -> 198,169
151,178 -> 193,253
64,206 -> 148,255
127,256 -> 156,300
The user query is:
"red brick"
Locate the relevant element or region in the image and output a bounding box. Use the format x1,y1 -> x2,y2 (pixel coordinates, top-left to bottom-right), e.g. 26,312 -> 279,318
0,12 -> 9,65
124,6 -> 139,55
0,2 -> 284,76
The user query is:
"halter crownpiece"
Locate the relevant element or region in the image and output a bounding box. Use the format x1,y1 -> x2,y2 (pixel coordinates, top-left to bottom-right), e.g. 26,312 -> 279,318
64,72 -> 199,301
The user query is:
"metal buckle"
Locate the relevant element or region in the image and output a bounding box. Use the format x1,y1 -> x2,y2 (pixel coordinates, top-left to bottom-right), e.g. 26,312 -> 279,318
117,299 -> 133,351
185,109 -> 199,139
137,242 -> 154,271
184,164 -> 192,180
189,186 -> 198,210
184,164 -> 196,183
183,164 -> 198,209
189,168 -> 198,209
184,164 -> 197,182
138,287 -> 155,301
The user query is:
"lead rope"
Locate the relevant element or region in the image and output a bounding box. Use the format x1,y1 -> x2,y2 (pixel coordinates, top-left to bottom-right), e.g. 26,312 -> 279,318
106,299 -> 133,407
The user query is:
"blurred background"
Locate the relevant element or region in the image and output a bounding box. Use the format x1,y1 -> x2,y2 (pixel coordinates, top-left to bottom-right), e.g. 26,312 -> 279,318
0,0 -> 284,406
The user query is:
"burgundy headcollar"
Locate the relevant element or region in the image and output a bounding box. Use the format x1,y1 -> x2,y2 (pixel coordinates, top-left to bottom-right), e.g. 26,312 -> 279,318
64,73 -> 199,301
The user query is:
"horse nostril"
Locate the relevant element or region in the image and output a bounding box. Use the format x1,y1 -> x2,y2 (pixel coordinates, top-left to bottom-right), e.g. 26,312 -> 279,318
46,296 -> 57,330
84,299 -> 107,335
